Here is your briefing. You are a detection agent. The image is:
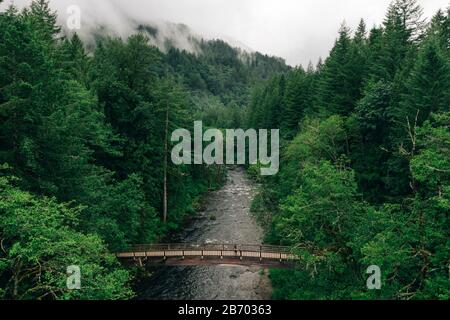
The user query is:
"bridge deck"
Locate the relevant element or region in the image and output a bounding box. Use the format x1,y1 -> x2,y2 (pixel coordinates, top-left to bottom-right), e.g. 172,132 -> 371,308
116,244 -> 298,268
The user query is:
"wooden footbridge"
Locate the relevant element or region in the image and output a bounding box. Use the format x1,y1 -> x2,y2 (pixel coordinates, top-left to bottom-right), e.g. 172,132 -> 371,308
116,244 -> 298,269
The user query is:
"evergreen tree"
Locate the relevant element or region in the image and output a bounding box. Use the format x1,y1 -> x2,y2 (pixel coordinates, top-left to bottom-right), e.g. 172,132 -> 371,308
372,0 -> 424,80
25,0 -> 61,42
246,0 -> 449,300
350,80 -> 394,202
281,68 -> 313,139
2,0 -> 449,301
316,24 -> 364,116
401,38 -> 450,125
60,33 -> 90,85
427,9 -> 450,53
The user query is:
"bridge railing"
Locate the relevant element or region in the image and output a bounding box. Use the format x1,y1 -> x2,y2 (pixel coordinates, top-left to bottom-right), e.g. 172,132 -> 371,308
116,243 -> 298,262
125,243 -> 292,254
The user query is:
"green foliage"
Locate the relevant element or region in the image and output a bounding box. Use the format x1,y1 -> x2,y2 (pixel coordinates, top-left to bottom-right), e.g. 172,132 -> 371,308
348,80 -> 395,202
401,38 -> 450,124
0,0 -> 248,299
276,161 -> 364,247
1,0 -> 448,301
166,39 -> 289,107
0,176 -> 133,300
316,24 -> 367,116
281,69 -> 315,139
247,0 -> 449,300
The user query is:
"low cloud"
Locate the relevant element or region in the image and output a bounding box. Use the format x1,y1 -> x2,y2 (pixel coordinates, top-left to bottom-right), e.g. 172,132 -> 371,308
1,0 -> 448,66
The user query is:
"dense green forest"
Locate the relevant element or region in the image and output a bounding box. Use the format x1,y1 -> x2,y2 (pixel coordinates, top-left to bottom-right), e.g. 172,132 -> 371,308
248,0 -> 449,300
0,0 -> 448,300
0,0 -> 287,299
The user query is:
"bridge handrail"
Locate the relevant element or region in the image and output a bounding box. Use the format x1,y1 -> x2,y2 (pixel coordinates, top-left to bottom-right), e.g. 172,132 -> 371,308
122,243 -> 292,254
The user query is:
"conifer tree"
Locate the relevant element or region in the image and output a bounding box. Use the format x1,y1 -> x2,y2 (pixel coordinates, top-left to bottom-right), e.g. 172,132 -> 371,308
427,9 -> 450,53
372,0 -> 424,80
316,24 -> 365,116
281,68 -> 308,139
401,38 -> 450,125
26,0 -> 61,42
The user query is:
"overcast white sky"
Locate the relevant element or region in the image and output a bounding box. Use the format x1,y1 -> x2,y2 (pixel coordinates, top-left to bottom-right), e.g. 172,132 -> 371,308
2,0 -> 449,66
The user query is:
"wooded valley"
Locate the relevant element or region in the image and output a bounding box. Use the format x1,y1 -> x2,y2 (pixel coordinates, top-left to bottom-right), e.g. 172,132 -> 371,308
0,0 -> 448,300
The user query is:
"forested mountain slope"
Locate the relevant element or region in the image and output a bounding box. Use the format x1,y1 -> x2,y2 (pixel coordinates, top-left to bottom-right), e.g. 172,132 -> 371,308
0,0 -> 287,299
0,0 -> 448,301
247,0 -> 449,300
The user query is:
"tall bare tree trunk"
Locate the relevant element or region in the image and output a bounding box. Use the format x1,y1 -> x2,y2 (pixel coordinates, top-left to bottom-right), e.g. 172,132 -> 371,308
163,105 -> 169,223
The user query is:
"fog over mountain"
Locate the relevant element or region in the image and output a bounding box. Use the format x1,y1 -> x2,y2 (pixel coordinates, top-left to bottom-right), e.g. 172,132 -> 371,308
1,0 -> 449,66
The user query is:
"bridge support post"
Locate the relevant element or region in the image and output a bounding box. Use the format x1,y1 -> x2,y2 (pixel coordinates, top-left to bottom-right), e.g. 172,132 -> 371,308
260,246 -> 262,262
182,250 -> 185,260
201,250 -> 204,260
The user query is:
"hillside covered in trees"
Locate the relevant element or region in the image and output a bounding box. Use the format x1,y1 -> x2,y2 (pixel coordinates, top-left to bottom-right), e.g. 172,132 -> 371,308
247,0 -> 449,300
0,0 -> 287,299
0,0 -> 448,301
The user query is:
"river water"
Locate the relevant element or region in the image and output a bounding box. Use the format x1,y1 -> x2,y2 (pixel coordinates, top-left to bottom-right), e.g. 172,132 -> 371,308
138,167 -> 271,300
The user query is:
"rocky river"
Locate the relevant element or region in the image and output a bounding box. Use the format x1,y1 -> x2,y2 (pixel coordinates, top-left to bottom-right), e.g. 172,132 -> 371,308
138,167 -> 271,300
